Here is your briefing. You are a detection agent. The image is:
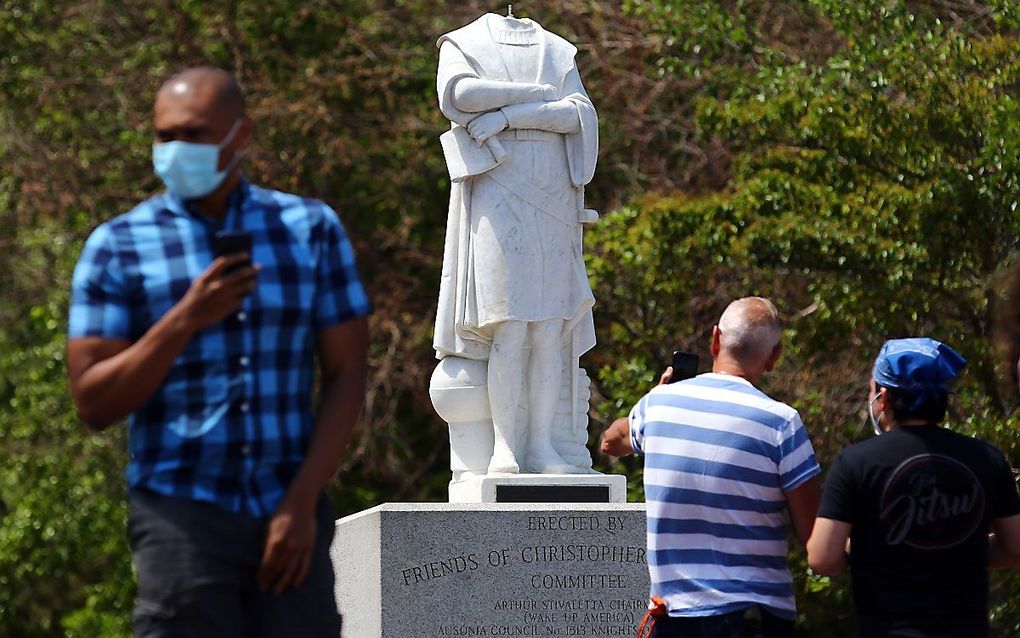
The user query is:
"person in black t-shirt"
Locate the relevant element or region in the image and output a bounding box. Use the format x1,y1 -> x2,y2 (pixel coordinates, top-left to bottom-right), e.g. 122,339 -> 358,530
807,338 -> 1020,637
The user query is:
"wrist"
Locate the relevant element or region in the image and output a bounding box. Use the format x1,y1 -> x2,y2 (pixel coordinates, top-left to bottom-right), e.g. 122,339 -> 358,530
281,477 -> 321,514
164,301 -> 200,339
501,104 -> 526,128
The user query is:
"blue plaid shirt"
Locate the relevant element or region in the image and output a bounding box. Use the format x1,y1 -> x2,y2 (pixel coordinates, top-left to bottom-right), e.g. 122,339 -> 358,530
69,180 -> 371,517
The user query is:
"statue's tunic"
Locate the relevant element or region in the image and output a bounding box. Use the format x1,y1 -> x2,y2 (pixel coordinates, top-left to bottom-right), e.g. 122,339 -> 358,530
434,14 -> 597,362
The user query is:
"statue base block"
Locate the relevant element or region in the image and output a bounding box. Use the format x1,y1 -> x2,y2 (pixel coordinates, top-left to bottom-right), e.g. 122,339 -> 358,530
449,473 -> 628,503
331,502 -> 648,638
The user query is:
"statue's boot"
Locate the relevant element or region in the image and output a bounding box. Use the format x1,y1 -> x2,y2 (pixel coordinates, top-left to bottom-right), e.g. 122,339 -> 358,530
487,431 -> 520,474
525,438 -> 574,474
487,455 -> 520,474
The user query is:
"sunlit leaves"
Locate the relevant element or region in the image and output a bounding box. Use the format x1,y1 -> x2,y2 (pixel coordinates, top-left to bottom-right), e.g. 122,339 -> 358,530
594,1 -> 1020,631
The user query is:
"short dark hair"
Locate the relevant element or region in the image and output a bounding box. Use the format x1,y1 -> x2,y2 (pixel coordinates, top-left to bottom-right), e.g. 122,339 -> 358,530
882,386 -> 948,423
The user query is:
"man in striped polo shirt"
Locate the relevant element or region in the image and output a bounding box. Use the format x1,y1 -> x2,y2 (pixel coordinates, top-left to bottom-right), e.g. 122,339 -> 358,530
602,297 -> 820,637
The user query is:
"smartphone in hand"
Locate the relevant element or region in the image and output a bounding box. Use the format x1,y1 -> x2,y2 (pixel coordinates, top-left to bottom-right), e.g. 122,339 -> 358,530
213,230 -> 252,274
669,351 -> 699,383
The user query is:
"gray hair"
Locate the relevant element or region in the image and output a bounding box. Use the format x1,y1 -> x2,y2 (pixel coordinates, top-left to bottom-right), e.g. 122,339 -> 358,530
717,297 -> 781,364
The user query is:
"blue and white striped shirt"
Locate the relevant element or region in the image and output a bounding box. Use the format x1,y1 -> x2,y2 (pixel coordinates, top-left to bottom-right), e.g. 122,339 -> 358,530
629,373 -> 820,619
69,180 -> 371,517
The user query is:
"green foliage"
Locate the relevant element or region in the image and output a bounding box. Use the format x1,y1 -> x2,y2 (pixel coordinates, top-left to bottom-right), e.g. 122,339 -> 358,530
0,227 -> 132,637
3,0 -> 1020,633
590,1 -> 1020,634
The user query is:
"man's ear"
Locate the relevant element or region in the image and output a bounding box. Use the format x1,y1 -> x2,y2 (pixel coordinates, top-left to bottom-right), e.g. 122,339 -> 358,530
764,343 -> 783,372
711,326 -> 721,358
876,387 -> 890,414
237,116 -> 254,150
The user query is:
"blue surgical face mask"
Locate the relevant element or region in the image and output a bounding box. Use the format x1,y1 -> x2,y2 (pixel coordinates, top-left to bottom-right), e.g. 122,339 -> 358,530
152,119 -> 242,199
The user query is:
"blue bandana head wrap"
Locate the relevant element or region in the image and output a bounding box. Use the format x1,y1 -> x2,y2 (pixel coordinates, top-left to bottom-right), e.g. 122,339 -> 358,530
871,338 -> 966,413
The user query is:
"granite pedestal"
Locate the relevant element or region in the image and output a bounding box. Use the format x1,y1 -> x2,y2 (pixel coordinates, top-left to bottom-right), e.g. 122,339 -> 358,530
331,502 -> 649,638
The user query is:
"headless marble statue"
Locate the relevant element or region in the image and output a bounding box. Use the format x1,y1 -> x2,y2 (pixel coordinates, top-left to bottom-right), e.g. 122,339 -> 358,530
430,12 -> 598,477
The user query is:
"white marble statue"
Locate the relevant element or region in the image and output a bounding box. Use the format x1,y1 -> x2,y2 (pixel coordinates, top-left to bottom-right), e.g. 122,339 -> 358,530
430,11 -> 599,478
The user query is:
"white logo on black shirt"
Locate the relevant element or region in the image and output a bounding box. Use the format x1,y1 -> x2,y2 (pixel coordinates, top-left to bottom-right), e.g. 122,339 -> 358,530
879,454 -> 985,549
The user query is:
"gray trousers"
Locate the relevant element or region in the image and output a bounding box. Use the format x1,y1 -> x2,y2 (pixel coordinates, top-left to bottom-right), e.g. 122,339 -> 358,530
128,489 -> 342,638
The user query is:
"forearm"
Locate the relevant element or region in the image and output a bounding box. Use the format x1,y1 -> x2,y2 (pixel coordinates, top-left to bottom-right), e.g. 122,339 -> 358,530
72,306 -> 195,429
809,549 -> 848,575
451,77 -> 549,112
806,517 -> 851,575
283,368 -> 366,511
786,476 -> 822,548
501,100 -> 582,134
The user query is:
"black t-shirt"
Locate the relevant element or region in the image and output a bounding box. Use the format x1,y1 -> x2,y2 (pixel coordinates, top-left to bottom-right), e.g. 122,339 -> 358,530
818,425 -> 1020,637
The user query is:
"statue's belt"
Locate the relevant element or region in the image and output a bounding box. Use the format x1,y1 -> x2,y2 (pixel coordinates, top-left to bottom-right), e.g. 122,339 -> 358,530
494,129 -> 560,142
438,125 -> 597,225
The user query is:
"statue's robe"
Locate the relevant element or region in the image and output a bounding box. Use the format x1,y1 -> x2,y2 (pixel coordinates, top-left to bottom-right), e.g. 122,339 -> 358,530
433,14 -> 598,364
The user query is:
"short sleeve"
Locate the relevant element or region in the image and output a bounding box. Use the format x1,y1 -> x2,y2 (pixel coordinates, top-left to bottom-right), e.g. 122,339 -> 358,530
313,208 -> 372,329
988,447 -> 1020,519
628,394 -> 649,455
777,412 -> 821,491
68,224 -> 131,339
817,451 -> 858,523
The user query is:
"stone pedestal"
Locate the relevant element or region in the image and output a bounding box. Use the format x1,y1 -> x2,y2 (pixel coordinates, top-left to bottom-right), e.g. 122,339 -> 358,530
449,474 -> 628,503
331,503 -> 649,638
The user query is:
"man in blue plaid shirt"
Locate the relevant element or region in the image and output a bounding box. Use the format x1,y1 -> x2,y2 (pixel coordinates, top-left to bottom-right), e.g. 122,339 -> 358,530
67,67 -> 370,637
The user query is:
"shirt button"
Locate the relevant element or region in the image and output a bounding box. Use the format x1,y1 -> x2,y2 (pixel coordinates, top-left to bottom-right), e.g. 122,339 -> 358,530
237,311 -> 247,322
239,356 -> 250,367
240,402 -> 250,413
241,444 -> 251,455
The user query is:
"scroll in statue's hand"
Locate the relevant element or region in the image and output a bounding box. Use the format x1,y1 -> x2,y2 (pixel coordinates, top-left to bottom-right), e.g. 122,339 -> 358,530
467,111 -> 509,145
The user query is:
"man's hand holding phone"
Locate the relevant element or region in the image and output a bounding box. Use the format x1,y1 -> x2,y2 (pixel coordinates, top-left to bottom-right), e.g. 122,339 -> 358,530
603,350 -> 700,457
174,231 -> 257,332
662,351 -> 699,384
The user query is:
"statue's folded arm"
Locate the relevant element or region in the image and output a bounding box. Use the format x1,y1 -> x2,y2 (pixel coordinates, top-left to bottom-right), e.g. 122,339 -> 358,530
451,76 -> 551,113
501,101 -> 581,134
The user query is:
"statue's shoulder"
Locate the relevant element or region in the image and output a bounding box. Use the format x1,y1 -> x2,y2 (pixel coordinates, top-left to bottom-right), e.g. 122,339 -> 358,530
540,27 -> 577,59
436,15 -> 488,51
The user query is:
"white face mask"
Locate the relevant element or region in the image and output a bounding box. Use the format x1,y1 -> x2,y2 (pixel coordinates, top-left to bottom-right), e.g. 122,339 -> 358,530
869,391 -> 884,435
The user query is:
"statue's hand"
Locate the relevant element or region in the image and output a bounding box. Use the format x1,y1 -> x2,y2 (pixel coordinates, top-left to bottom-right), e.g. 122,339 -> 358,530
540,84 -> 559,101
467,111 -> 509,146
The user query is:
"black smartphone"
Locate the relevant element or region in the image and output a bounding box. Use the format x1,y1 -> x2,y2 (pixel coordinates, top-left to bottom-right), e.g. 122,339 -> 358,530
213,230 -> 252,273
670,351 -> 699,383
